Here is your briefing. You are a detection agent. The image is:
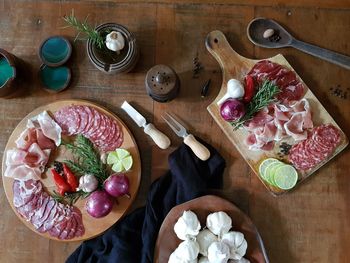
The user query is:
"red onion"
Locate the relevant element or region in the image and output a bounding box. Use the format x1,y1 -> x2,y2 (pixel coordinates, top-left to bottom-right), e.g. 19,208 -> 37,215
104,174 -> 130,198
85,190 -> 114,218
220,98 -> 246,122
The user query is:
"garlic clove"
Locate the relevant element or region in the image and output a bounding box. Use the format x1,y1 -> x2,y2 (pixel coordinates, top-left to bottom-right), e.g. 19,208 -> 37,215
105,31 -> 125,52
206,211 -> 232,237
174,210 -> 201,240
207,241 -> 230,263
221,231 -> 244,248
228,258 -> 250,263
217,79 -> 245,105
176,240 -> 200,261
197,229 -> 218,256
198,256 -> 210,263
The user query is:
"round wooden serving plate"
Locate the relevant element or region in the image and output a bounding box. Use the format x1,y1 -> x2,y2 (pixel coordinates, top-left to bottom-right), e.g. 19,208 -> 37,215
1,99 -> 141,242
154,195 -> 268,263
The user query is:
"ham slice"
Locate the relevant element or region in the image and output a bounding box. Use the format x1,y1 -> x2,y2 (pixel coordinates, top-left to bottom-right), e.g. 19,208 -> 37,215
4,143 -> 50,180
27,111 -> 62,146
244,98 -> 313,151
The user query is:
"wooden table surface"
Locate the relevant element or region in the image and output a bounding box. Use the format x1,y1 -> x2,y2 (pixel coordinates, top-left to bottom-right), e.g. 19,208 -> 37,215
0,1 -> 349,262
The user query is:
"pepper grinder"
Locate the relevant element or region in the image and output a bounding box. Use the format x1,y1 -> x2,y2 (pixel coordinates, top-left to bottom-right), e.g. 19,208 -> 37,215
145,64 -> 180,103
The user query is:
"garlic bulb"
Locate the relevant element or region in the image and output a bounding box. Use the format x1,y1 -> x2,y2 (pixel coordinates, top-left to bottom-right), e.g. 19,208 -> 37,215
196,229 -> 218,256
168,250 -> 198,263
206,211 -> 232,236
217,79 -> 245,105
207,241 -> 230,263
77,174 -> 98,193
174,210 -> 201,240
176,240 -> 200,261
221,231 -> 247,260
228,258 -> 250,263
105,31 -> 125,52
198,257 -> 210,263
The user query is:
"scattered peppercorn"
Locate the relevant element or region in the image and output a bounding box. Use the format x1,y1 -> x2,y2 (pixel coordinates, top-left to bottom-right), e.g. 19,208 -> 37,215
279,142 -> 292,155
54,161 -> 64,174
268,31 -> 281,42
329,84 -> 348,100
192,55 -> 203,78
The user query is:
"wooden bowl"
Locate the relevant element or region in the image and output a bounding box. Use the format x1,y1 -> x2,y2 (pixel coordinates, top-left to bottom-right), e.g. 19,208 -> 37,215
154,195 -> 268,263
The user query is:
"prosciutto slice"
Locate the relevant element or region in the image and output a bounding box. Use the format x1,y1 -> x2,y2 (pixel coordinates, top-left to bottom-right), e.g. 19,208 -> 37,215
4,143 -> 50,180
244,98 -> 313,151
27,111 -> 62,146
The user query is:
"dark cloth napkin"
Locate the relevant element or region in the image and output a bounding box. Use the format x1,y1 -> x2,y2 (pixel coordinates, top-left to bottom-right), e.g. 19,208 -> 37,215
66,141 -> 225,263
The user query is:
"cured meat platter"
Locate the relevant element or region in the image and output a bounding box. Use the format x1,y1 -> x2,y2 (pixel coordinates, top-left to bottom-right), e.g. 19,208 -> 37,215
1,100 -> 141,241
205,30 -> 348,195
154,195 -> 268,263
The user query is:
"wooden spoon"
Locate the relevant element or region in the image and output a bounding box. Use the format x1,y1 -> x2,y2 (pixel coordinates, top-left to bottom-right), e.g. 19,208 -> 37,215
247,17 -> 350,70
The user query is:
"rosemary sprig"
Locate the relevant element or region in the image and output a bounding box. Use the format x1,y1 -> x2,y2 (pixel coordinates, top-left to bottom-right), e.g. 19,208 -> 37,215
231,80 -> 280,130
63,10 -> 105,49
63,135 -> 109,184
52,190 -> 91,206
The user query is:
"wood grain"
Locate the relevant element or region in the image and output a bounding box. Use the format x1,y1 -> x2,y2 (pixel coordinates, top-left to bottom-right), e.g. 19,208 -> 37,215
0,1 -> 349,263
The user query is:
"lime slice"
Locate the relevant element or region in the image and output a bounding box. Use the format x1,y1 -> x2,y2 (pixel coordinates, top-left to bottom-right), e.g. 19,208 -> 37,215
122,156 -> 133,171
264,162 -> 284,186
116,148 -> 130,159
273,165 -> 298,190
107,152 -> 119,165
108,148 -> 133,172
112,161 -> 124,173
259,158 -> 280,180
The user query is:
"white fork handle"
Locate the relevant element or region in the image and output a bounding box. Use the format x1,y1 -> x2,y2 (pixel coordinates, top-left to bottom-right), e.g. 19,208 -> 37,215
183,134 -> 211,161
144,123 -> 171,149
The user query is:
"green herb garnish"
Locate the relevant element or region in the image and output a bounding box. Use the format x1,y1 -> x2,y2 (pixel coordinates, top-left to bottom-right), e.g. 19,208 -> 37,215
52,190 -> 91,206
231,80 -> 280,130
63,10 -> 105,49
62,135 -> 109,185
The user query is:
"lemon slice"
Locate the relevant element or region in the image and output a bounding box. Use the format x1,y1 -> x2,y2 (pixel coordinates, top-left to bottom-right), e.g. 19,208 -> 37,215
259,158 -> 280,180
107,149 -> 133,172
273,165 -> 298,190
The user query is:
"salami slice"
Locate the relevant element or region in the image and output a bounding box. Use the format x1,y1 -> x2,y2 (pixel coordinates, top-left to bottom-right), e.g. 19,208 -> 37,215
247,60 -> 305,103
289,124 -> 341,171
54,105 -> 124,152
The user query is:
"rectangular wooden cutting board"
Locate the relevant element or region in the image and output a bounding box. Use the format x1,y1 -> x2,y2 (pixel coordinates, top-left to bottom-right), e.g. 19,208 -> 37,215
205,30 -> 348,195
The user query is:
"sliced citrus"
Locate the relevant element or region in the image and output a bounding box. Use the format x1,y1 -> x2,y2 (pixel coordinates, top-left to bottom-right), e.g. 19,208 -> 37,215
273,165 -> 298,190
107,152 -> 119,165
108,148 -> 133,172
116,148 -> 130,159
264,162 -> 283,186
112,161 -> 124,173
259,158 -> 280,180
122,156 -> 133,171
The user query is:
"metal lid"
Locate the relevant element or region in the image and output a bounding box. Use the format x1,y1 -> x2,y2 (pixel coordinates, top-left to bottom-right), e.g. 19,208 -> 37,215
145,65 -> 179,102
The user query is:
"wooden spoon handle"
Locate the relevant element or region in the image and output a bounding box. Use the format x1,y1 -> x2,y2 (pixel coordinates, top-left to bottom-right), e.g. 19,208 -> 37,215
291,39 -> 350,70
183,134 -> 210,161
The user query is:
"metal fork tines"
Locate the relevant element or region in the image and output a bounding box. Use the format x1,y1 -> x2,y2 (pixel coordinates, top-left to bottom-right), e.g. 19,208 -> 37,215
162,113 -> 188,138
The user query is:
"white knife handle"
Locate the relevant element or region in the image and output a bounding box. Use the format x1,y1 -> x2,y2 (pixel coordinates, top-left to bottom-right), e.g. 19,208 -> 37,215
144,123 -> 171,149
183,134 -> 210,161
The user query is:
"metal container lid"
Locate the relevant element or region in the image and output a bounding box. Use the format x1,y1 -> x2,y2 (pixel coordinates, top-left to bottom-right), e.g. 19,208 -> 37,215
145,64 -> 179,102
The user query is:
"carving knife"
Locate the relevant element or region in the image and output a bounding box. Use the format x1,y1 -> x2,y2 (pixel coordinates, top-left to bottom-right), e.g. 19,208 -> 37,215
121,101 -> 171,149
